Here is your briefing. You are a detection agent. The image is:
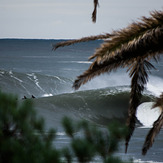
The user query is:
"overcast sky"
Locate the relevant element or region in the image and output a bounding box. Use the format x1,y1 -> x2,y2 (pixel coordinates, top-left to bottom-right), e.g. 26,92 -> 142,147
0,0 -> 162,39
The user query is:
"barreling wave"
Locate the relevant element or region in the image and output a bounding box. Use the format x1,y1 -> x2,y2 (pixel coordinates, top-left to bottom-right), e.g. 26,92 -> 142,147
33,87 -> 154,128
0,69 -> 159,129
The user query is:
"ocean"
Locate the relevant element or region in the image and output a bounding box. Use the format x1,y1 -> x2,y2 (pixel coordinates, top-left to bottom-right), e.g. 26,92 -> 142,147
0,39 -> 163,163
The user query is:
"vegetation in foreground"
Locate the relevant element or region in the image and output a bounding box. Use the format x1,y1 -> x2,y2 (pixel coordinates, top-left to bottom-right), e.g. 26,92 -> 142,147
0,91 -> 132,163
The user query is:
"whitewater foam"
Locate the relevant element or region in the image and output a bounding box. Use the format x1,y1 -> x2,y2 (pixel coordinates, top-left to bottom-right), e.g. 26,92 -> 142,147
27,73 -> 45,92
136,102 -> 162,127
0,71 -> 5,74
42,93 -> 53,97
147,76 -> 163,97
58,61 -> 93,64
133,159 -> 162,163
10,74 -> 23,83
79,72 -> 131,91
53,75 -> 66,83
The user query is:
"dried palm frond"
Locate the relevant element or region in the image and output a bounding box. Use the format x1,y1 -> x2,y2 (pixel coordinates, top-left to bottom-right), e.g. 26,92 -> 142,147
53,33 -> 112,50
125,59 -> 156,153
89,11 -> 163,62
92,0 -> 99,23
73,26 -> 163,89
153,93 -> 163,108
52,8 -> 163,155
54,11 -> 163,57
142,111 -> 163,155
142,93 -> 163,155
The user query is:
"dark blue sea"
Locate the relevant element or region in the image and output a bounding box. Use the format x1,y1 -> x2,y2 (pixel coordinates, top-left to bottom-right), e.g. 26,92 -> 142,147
0,39 -> 163,163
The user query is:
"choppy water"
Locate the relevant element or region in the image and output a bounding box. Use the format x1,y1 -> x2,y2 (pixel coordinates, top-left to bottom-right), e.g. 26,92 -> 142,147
0,39 -> 163,163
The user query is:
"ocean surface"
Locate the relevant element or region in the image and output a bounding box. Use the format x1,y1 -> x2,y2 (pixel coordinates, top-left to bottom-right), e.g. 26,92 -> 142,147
0,39 -> 163,163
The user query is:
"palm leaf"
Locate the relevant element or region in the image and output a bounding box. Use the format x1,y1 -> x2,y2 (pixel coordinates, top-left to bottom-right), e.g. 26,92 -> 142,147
142,93 -> 163,155
92,0 -> 99,23
89,11 -> 163,61
53,33 -> 112,50
142,111 -> 163,155
153,93 -> 163,108
53,11 -> 163,60
73,26 -> 163,90
52,7 -> 163,155
125,60 -> 156,153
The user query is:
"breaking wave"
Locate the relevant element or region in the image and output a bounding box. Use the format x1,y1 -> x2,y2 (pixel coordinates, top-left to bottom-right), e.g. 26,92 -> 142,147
33,87 -> 154,128
0,69 -> 161,128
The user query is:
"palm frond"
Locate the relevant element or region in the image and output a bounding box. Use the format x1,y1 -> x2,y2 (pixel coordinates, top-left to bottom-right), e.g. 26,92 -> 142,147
53,33 -> 112,50
52,8 -> 163,155
142,93 -> 163,155
89,10 -> 163,61
73,55 -> 126,90
92,0 -> 99,23
142,111 -> 163,155
125,60 -> 155,153
73,26 -> 163,90
153,93 -> 163,108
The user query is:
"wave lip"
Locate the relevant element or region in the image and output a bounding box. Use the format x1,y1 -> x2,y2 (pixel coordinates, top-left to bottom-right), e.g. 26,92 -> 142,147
34,87 -> 153,127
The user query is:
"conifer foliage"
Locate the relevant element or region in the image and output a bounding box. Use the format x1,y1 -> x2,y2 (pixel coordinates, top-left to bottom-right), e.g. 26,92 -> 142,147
0,91 -> 131,163
0,91 -> 60,163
